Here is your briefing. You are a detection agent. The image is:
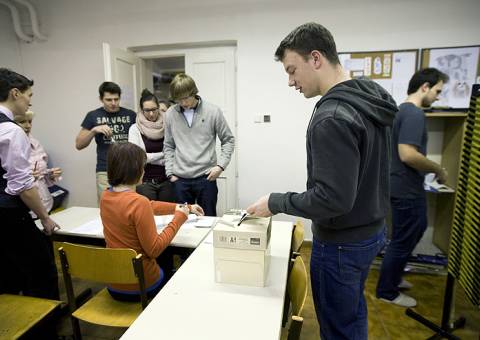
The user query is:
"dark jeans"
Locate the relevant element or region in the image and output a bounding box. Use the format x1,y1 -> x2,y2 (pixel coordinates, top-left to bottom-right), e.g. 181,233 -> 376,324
376,196 -> 427,300
0,207 -> 59,300
173,176 -> 218,216
310,227 -> 385,340
136,180 -> 175,202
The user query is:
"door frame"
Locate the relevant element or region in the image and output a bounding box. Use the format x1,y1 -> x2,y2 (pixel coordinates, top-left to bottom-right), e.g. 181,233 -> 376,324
131,43 -> 239,212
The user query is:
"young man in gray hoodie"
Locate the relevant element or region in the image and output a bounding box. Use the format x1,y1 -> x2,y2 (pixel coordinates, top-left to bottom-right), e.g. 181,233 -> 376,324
164,74 -> 235,216
247,23 -> 397,339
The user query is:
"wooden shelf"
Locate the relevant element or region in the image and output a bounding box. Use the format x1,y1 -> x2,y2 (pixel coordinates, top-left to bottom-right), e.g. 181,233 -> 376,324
424,109 -> 467,254
426,112 -> 468,118
425,189 -> 455,194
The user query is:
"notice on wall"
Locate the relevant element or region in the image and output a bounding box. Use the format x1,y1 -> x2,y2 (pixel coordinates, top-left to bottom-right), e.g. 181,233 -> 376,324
339,50 -> 418,105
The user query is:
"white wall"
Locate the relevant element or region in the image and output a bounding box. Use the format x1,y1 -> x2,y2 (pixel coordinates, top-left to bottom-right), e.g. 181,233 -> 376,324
2,0 -> 479,239
0,9 -> 23,70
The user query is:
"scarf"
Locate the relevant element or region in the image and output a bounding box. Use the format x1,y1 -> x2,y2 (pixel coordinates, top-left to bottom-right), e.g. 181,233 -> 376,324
136,111 -> 164,140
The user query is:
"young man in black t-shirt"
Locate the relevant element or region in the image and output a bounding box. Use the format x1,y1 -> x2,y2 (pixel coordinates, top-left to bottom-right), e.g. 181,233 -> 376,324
75,82 -> 136,202
376,68 -> 449,308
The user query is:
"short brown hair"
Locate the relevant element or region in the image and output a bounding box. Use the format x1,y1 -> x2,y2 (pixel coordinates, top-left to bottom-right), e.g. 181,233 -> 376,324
169,73 -> 198,101
407,68 -> 449,95
274,22 -> 340,65
107,142 -> 146,186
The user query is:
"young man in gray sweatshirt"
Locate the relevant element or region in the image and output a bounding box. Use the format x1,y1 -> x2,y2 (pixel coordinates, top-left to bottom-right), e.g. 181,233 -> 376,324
247,23 -> 397,339
164,74 -> 235,216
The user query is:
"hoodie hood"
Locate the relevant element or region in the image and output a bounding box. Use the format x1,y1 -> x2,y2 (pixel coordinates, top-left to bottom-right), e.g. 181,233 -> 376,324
317,78 -> 398,127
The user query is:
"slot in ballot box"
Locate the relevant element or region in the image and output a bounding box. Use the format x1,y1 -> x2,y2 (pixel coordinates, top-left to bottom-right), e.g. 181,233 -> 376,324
213,214 -> 272,287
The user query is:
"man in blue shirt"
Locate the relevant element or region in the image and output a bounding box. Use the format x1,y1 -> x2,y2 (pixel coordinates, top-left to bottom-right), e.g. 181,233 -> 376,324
75,82 -> 136,202
376,68 -> 449,307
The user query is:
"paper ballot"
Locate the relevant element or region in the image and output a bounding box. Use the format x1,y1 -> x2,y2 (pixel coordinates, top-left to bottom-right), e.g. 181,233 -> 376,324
424,173 -> 454,193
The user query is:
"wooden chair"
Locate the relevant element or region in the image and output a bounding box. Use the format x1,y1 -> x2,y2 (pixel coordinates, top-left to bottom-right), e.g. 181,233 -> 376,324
282,220 -> 305,326
286,256 -> 308,340
0,294 -> 61,339
58,242 -> 149,340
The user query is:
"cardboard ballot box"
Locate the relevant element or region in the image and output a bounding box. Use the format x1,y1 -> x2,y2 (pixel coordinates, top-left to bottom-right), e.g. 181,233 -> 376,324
213,214 -> 272,287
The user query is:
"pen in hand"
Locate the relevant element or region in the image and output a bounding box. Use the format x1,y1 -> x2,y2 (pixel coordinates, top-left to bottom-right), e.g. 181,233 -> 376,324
237,212 -> 248,226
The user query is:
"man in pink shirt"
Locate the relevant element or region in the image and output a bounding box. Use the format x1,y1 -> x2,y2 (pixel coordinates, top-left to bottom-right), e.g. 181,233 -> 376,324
0,68 -> 60,299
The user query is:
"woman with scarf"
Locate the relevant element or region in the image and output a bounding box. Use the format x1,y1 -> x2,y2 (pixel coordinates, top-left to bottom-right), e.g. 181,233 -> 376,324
128,89 -> 174,202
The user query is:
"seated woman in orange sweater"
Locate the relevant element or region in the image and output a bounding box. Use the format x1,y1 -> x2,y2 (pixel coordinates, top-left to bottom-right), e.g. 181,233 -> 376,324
100,142 -> 204,301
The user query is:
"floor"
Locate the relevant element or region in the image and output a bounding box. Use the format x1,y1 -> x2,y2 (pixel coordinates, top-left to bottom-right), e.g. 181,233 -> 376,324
54,243 -> 480,340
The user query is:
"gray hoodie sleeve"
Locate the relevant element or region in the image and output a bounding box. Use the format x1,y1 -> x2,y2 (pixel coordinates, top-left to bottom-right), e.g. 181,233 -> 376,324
268,117 -> 360,220
163,111 -> 176,177
215,108 -> 235,170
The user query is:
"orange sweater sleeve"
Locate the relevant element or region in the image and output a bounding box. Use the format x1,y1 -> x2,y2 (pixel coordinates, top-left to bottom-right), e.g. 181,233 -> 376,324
150,201 -> 177,215
133,198 -> 187,259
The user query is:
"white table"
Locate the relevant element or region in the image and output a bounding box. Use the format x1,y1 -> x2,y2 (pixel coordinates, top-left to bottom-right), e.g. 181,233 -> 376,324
36,206 -> 213,248
121,221 -> 293,340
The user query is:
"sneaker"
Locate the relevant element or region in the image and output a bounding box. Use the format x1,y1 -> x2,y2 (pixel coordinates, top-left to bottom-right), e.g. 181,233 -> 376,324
379,293 -> 417,307
398,279 -> 413,290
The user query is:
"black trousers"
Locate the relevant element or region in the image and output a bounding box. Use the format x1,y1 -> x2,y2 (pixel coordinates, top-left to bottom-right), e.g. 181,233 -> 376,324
0,207 -> 59,300
136,180 -> 175,202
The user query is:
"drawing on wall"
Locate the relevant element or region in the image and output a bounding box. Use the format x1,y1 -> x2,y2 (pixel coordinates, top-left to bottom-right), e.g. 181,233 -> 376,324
428,46 -> 479,109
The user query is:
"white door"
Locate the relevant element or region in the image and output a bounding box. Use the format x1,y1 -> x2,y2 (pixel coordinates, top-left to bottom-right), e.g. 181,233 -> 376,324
185,47 -> 237,216
102,43 -> 146,111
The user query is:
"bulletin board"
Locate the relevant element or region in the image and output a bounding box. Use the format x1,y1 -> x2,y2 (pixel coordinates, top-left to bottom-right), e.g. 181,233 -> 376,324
338,49 -> 419,105
421,45 -> 480,109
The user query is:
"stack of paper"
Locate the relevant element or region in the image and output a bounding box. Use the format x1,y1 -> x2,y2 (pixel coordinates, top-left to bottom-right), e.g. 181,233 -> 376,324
155,214 -> 216,230
424,173 -> 455,193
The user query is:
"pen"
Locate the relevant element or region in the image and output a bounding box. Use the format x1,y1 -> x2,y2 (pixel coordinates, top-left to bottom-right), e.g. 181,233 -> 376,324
237,212 -> 248,226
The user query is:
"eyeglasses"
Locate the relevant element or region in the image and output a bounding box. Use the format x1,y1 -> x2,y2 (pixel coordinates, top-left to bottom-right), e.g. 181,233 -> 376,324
142,107 -> 159,113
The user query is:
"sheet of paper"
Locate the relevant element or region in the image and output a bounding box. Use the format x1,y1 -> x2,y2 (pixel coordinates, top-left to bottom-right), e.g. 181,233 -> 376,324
71,214 -> 212,235
70,218 -> 103,236
429,46 -> 480,108
155,214 -> 205,231
195,216 -> 217,228
344,58 -> 365,71
424,173 -> 455,193
155,214 -> 197,227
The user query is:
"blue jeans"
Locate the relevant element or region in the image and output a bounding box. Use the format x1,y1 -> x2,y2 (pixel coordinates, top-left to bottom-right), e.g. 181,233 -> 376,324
310,227 -> 385,340
376,196 -> 427,300
173,175 -> 218,216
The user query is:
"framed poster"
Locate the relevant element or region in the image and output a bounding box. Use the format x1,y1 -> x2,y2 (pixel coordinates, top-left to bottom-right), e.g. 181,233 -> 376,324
421,45 -> 480,109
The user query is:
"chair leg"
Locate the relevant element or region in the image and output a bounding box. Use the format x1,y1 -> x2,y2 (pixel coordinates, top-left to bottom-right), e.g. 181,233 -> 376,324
282,294 -> 291,327
71,316 -> 82,340
75,288 -> 92,307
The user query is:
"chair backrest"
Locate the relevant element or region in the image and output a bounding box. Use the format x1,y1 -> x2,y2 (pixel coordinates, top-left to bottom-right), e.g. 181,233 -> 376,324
291,220 -> 305,254
59,242 -> 148,310
288,256 -> 308,317
59,242 -> 141,284
286,256 -> 308,340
